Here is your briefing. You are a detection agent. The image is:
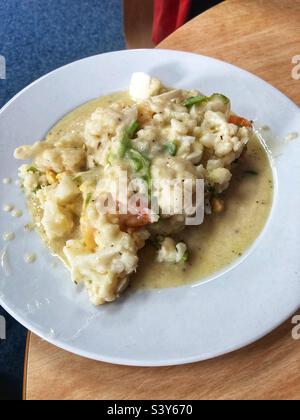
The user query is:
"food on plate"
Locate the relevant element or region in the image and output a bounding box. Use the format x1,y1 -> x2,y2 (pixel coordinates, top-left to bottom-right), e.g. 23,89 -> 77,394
14,73 -> 272,305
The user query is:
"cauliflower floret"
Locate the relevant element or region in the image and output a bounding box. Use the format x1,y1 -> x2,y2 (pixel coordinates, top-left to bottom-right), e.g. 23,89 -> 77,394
129,72 -> 162,102
129,228 -> 151,249
63,219 -> 143,305
54,174 -> 80,205
170,118 -> 189,137
136,125 -> 158,143
134,125 -> 162,158
95,223 -> 136,250
59,148 -> 86,173
41,196 -> 74,240
84,107 -> 123,148
35,149 -> 64,173
206,159 -> 222,171
177,136 -> 204,164
63,240 -> 132,304
63,199 -> 151,305
18,165 -> 41,191
36,178 -> 79,241
170,111 -> 197,132
200,110 -> 249,158
157,237 -> 187,263
207,167 -> 232,192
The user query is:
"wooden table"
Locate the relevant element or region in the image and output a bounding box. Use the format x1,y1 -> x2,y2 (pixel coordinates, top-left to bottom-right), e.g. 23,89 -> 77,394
24,0 -> 300,400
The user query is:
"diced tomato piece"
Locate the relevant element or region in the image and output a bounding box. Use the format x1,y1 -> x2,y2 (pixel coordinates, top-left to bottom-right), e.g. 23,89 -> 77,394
229,115 -> 252,128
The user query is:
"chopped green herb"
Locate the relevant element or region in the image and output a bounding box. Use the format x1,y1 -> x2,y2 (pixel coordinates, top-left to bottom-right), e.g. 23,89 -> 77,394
183,93 -> 230,108
127,149 -> 144,172
118,120 -> 140,158
117,121 -> 152,192
127,149 -> 151,190
182,95 -> 207,107
164,141 -> 178,156
127,121 -> 140,138
118,141 -> 129,159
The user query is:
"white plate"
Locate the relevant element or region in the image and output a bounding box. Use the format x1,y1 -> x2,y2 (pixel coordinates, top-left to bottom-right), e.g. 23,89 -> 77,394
0,49 -> 300,366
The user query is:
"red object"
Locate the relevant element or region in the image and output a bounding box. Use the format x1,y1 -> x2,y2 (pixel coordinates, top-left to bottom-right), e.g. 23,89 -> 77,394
153,0 -> 192,45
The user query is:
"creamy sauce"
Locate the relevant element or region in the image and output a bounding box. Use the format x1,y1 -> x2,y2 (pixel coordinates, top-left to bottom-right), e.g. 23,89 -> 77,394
29,93 -> 273,290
